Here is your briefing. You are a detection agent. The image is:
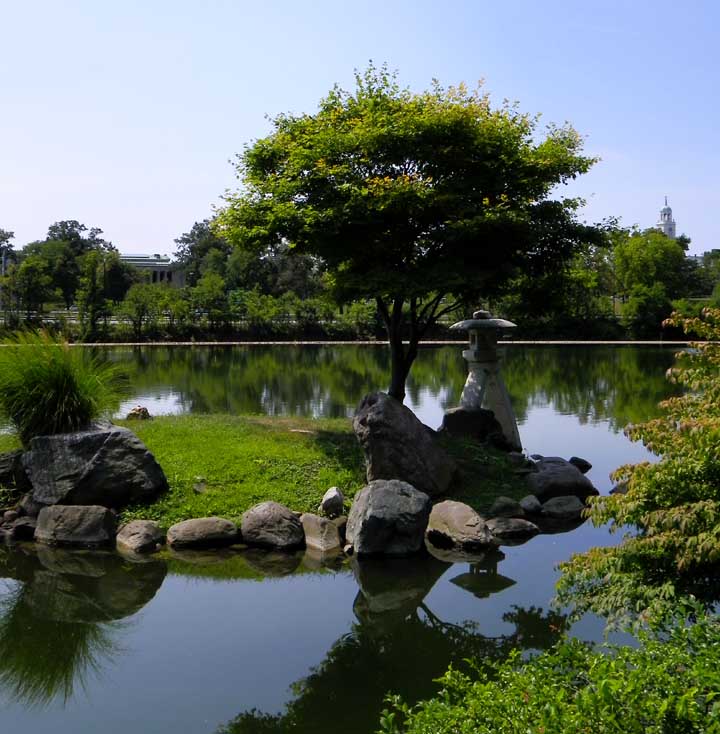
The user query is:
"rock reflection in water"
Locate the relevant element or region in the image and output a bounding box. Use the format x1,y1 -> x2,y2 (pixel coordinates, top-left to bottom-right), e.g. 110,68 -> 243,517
218,552 -> 567,734
0,547 -> 166,706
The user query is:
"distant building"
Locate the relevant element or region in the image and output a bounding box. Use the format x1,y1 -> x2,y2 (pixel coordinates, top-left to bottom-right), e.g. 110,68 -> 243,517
119,254 -> 185,287
657,197 -> 677,239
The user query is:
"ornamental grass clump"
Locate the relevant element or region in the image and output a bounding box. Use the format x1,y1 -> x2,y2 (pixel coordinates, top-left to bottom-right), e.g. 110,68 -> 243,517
0,331 -> 126,445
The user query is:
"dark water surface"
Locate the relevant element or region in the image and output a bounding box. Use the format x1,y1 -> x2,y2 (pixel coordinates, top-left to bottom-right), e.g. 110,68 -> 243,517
0,345 -> 682,733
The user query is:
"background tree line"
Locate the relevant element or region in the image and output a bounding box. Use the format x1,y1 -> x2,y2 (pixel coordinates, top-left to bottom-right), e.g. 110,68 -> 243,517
2,217 -> 719,343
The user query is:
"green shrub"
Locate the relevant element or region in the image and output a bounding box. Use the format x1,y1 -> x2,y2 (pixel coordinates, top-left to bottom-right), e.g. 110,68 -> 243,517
557,308 -> 720,627
379,613 -> 720,734
0,331 -> 125,444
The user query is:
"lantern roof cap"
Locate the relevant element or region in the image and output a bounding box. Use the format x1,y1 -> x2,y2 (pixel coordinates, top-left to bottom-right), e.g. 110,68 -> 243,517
450,310 -> 516,332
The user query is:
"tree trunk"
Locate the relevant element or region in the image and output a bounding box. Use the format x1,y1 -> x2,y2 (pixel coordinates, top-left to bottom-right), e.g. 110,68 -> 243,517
378,297 -> 420,404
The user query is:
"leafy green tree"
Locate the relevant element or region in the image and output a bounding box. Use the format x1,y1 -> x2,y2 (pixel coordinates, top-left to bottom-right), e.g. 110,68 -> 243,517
157,286 -> 191,329
76,252 -> 111,340
116,284 -> 162,339
46,220 -> 111,256
218,65 -> 598,401
192,272 -> 228,329
174,220 -> 230,287
620,282 -> 673,338
103,251 -> 139,303
613,229 -> 688,298
10,256 -> 54,320
23,239 -> 80,308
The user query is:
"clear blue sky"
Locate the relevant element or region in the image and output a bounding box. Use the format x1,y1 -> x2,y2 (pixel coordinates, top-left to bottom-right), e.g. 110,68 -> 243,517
2,0 -> 718,255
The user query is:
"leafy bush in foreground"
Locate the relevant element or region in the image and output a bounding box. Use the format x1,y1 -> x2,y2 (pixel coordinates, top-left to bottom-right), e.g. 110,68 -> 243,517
0,331 -> 125,444
379,614 -> 720,734
557,309 -> 720,627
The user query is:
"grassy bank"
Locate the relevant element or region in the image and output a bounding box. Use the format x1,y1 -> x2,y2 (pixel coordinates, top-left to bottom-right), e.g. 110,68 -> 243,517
120,414 -> 526,528
0,414 -> 527,528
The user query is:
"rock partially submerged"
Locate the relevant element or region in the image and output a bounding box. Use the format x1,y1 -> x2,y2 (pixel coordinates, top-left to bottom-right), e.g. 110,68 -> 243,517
300,513 -> 342,553
35,505 -> 117,548
167,517 -> 238,549
485,516 -> 540,541
488,496 -> 523,518
241,501 -> 304,550
353,392 -> 456,497
425,500 -> 497,552
22,425 -> 168,510
541,495 -> 587,520
527,456 -> 598,502
346,479 -> 431,556
519,495 -> 542,515
117,520 -> 164,554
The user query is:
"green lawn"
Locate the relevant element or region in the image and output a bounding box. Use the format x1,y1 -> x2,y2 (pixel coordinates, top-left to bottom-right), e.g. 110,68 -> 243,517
1,414 -> 527,529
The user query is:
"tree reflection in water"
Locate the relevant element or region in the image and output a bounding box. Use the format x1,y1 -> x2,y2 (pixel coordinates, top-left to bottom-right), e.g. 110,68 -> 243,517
104,344 -> 680,432
218,552 -> 567,734
0,548 -> 166,707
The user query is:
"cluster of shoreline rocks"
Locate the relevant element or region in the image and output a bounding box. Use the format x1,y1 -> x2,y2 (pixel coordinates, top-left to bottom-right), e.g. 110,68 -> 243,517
0,391 -> 600,562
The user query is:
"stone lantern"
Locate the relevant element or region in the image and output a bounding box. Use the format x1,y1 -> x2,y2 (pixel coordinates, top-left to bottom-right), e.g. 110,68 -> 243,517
450,310 -> 521,451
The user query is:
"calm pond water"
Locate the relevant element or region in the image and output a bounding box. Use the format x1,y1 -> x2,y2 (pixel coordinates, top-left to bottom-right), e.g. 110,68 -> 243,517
0,345 -> 682,733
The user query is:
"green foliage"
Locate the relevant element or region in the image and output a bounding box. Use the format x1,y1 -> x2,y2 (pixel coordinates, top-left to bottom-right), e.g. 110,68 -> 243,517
379,614 -> 720,734
557,309 -> 720,626
115,283 -> 162,339
218,63 -> 598,399
0,332 -> 125,445
119,414 -> 365,528
614,229 -> 688,297
119,412 -> 522,528
621,282 -> 673,338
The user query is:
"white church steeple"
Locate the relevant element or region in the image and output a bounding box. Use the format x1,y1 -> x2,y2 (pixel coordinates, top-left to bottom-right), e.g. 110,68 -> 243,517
657,196 -> 676,239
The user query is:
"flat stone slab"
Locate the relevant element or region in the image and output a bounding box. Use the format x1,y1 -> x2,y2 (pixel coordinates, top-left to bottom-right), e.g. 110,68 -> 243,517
167,517 -> 238,549
486,516 -> 540,541
35,505 -> 117,548
300,513 -> 342,553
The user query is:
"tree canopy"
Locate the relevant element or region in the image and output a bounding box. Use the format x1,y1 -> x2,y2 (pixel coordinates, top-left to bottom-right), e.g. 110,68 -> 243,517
217,65 -> 599,400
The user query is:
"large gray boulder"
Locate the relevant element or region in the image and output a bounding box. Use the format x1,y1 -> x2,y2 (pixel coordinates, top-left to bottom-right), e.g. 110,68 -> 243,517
22,425 -> 168,510
346,479 -> 431,557
527,456 -> 598,502
116,520 -> 164,554
241,501 -> 304,550
35,505 -> 117,548
167,517 -> 238,549
425,500 -> 497,552
300,513 -> 342,553
353,392 -> 456,497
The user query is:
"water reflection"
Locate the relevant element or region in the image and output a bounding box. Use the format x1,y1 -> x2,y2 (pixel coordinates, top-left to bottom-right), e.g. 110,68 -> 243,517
106,344 -> 681,432
215,552 -> 567,734
0,549 -> 166,706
